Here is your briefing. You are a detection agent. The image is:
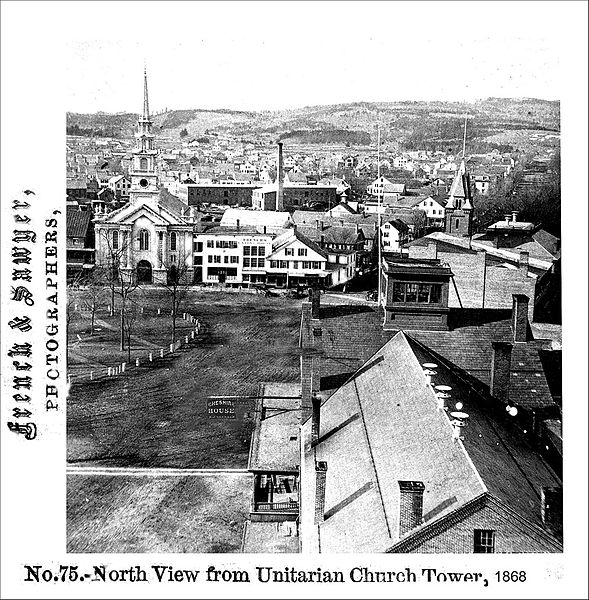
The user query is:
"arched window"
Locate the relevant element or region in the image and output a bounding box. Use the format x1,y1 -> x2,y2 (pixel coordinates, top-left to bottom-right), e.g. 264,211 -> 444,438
140,157 -> 148,171
139,229 -> 150,251
112,230 -> 119,250
170,231 -> 177,251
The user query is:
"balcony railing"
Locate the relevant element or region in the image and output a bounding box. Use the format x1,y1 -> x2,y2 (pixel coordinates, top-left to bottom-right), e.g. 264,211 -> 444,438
254,501 -> 299,513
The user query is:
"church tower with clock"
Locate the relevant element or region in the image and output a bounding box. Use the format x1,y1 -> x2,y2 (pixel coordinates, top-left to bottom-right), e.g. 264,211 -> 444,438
129,68 -> 159,204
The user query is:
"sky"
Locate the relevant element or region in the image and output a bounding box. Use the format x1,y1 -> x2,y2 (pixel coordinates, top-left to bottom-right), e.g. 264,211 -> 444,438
60,1 -> 577,114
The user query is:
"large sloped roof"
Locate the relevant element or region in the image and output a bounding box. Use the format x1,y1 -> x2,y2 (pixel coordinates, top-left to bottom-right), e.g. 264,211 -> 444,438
311,302 -> 556,412
300,329 -> 561,553
220,208 -> 292,232
300,332 -> 486,553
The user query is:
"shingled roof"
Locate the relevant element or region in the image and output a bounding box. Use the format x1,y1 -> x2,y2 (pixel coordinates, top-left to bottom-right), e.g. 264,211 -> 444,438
308,301 -> 557,413
66,208 -> 92,239
299,331 -> 561,552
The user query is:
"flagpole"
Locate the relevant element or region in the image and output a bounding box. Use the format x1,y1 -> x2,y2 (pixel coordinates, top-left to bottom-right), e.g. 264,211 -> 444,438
377,124 -> 382,310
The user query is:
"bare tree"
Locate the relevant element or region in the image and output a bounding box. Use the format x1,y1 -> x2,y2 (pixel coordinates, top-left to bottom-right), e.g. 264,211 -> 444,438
97,229 -> 126,317
96,228 -> 140,351
122,300 -> 140,363
66,271 -> 85,344
81,267 -> 107,335
161,250 -> 192,344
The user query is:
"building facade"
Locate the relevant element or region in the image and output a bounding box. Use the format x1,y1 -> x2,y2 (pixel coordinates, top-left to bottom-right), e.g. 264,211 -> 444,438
94,69 -> 193,285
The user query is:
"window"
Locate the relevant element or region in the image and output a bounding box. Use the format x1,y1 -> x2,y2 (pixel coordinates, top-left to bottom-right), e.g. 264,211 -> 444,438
279,260 -> 288,269
193,241 -> 203,252
270,260 -> 278,269
474,529 -> 495,553
258,246 -> 265,256
311,261 -> 321,269
139,157 -> 148,171
257,258 -> 265,268
139,229 -> 150,251
207,240 -> 214,248
392,282 -> 442,304
285,248 -> 294,256
216,240 -> 237,249
243,258 -> 251,268
302,261 -> 310,269
456,219 -> 460,229
170,232 -> 177,251
193,255 -> 202,266
112,230 -> 119,250
208,255 -> 213,263
230,256 -> 239,264
251,246 -> 258,256
224,255 -> 229,263
213,255 -> 221,264
298,248 -> 307,257
292,261 -> 298,269
243,246 -> 251,256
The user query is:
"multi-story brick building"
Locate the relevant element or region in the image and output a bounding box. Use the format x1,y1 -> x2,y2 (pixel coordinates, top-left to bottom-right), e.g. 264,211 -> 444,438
180,182 -> 261,208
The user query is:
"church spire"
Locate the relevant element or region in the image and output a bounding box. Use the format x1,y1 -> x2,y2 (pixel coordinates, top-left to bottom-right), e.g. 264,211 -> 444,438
143,67 -> 150,121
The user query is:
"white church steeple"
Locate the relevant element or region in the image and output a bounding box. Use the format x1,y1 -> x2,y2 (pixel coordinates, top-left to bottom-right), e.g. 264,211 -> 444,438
129,67 -> 159,204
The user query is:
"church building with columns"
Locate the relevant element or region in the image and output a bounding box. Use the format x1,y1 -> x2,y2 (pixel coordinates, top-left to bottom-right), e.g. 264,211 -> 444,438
94,70 -> 193,285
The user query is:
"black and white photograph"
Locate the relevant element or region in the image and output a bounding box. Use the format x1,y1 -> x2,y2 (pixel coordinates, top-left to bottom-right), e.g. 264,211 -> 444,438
1,0 -> 587,597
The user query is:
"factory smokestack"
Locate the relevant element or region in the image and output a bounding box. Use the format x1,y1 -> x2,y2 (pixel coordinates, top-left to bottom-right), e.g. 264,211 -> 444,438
277,142 -> 284,212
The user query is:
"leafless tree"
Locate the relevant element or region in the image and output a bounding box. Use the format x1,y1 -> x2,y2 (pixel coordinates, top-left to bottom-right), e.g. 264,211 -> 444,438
122,300 -> 140,363
96,228 -> 140,351
161,250 -> 192,344
81,267 -> 107,335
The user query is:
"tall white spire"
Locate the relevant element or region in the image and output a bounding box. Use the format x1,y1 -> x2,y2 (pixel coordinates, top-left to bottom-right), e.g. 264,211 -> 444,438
143,67 -> 150,121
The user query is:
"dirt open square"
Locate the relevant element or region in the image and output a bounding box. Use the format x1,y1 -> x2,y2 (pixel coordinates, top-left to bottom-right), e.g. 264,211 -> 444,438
67,289 -> 303,469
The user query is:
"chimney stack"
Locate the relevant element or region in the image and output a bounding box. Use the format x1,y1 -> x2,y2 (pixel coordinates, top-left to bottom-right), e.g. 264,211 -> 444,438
490,341 -> 513,403
512,294 -> 529,342
398,481 -> 425,537
504,214 -> 511,226
512,210 -> 518,223
311,394 -> 321,444
519,250 -> 529,276
236,219 -> 240,229
314,461 -> 328,524
276,142 -> 284,212
540,486 -> 563,538
309,287 -> 321,319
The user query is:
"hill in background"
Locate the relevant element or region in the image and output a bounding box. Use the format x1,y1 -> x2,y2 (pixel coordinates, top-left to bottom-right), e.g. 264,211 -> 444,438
67,98 -> 559,153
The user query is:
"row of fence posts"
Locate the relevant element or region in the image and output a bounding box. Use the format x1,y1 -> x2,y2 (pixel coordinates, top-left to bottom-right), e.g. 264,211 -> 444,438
68,312 -> 202,385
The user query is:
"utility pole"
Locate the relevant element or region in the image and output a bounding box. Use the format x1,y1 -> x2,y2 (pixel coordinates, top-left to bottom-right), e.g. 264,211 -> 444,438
377,124 -> 382,310
462,113 -> 468,158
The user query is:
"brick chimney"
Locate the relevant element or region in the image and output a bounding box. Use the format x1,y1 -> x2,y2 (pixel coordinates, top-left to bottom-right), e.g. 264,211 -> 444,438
512,294 -> 529,342
276,142 -> 284,212
519,250 -> 529,276
309,287 -> 320,319
490,341 -> 513,403
315,461 -> 328,524
398,481 -> 425,537
540,486 -> 562,538
311,394 -> 321,444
